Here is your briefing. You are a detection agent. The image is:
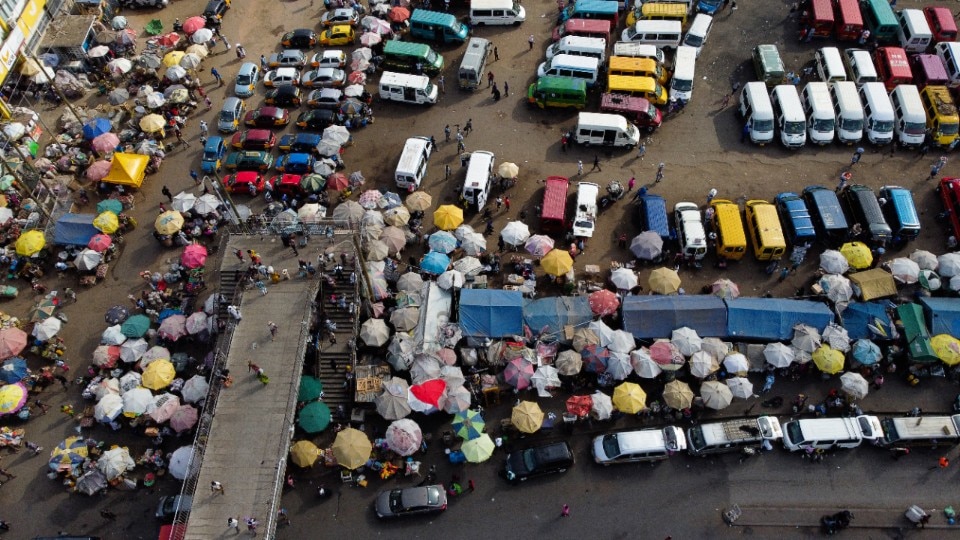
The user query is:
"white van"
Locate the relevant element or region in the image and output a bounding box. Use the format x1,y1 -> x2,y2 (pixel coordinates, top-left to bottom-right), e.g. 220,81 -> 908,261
895,9 -> 933,54
572,182 -> 599,238
461,151 -> 495,211
770,84 -> 807,149
458,37 -> 491,90
859,82 -> 896,145
573,112 -> 641,148
378,71 -> 438,105
830,81 -> 865,144
844,48 -> 879,85
935,41 -> 960,89
621,20 -> 682,49
469,0 -> 525,26
546,36 -> 607,64
674,202 -> 707,260
682,14 -> 712,58
592,427 -> 687,464
890,84 -> 927,147
613,42 -> 666,65
815,47 -> 846,83
801,82 -> 835,145
537,54 -> 600,86
394,136 -> 431,190
670,45 -> 697,103
782,415 -> 883,451
739,81 -> 775,145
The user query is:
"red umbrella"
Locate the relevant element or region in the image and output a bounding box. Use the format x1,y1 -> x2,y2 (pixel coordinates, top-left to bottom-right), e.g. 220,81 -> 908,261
88,234 -> 113,252
326,172 -> 349,191
182,16 -> 206,34
388,6 -> 410,22
650,341 -> 683,367
91,133 -> 120,154
409,379 -> 445,408
180,244 -> 207,269
588,290 -> 620,317
566,395 -> 592,418
156,32 -> 180,48
347,71 -> 367,85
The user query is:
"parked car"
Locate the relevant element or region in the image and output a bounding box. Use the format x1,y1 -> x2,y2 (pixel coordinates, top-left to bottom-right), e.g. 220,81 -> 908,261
200,136 -> 226,173
275,152 -> 316,174
374,485 -> 448,518
281,28 -> 318,49
222,171 -> 266,194
267,50 -> 308,69
301,68 -> 347,88
267,173 -> 305,196
234,62 -> 260,98
278,132 -> 322,153
310,50 -> 347,69
306,88 -> 344,109
296,109 -> 337,130
320,25 -> 356,47
321,8 -> 360,27
264,86 -> 302,107
203,0 -> 230,22
244,106 -> 290,128
230,129 -> 277,150
155,495 -> 192,521
264,67 -> 301,87
217,97 -> 246,133
938,177 -> 960,240
223,150 -> 274,172
501,441 -> 574,484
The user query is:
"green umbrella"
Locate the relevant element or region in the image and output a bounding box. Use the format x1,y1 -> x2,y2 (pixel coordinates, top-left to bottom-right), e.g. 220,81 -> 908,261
298,376 -> 323,402
452,409 -> 485,440
0,175 -> 14,190
120,314 -> 151,338
96,199 -> 123,215
298,401 -> 331,433
300,174 -> 326,193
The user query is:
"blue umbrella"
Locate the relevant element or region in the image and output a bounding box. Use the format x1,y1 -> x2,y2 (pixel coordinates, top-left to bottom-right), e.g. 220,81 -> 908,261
379,191 -> 403,209
420,251 -> 451,275
157,308 -> 183,322
851,339 -> 881,365
428,231 -> 458,254
0,357 -> 27,383
452,409 -> 485,440
82,118 -> 112,140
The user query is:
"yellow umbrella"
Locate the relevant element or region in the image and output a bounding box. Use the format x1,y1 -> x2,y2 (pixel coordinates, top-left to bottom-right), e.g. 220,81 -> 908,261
511,401 -> 544,434
162,51 -> 185,67
612,382 -> 647,414
433,204 -> 463,231
290,440 -> 321,467
139,114 -> 167,133
461,433 -> 495,463
649,267 -> 681,294
541,249 -> 573,276
663,380 -> 694,409
142,359 -> 176,390
812,345 -> 845,374
155,211 -> 185,235
332,427 -> 372,470
932,334 -> 960,366
15,230 -> 45,256
93,211 -> 120,234
840,241 -> 873,270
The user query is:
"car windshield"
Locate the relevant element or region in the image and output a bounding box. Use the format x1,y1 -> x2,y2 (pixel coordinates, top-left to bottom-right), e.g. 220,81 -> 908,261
425,50 -> 439,64
522,451 -> 538,471
672,79 -> 692,92
601,435 -> 620,458
237,74 -> 252,85
203,148 -> 218,159
426,488 -> 439,505
903,121 -> 925,135
813,118 -> 834,132
220,110 -> 235,121
575,219 -> 594,229
388,490 -> 403,511
785,422 -> 803,445
624,28 -> 638,41
685,35 -> 704,47
687,427 -> 706,451
784,121 -> 805,135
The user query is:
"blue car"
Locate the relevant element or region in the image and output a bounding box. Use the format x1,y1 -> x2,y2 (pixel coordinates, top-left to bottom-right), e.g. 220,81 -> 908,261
275,152 -> 316,174
201,136 -> 226,173
278,132 -> 321,154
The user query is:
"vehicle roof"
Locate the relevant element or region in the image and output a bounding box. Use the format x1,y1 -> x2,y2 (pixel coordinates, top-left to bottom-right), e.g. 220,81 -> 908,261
238,62 -> 258,74
222,96 -> 241,108
254,106 -> 284,116
289,28 -> 315,36
204,136 -> 224,150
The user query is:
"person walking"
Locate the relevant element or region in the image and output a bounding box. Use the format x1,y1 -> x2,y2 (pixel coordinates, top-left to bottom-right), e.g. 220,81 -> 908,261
850,146 -> 864,166
268,321 -> 278,340
211,480 -> 225,495
260,54 -> 267,70
495,196 -> 503,211
161,185 -> 173,202
561,504 -> 570,517
577,160 -> 584,176
437,75 -> 445,94
638,142 -> 646,160
234,249 -> 244,263
189,169 -> 199,184
528,34 -> 535,50
504,196 -> 511,210
590,155 -> 601,172
227,516 -> 240,533
890,447 -> 910,460
465,118 -> 473,134
487,71 -> 494,88
247,517 -> 259,535
930,156 -> 948,180
199,120 -> 208,138
836,171 -> 851,192
503,81 -> 509,97
628,177 -> 636,191
444,124 -> 451,142
236,44 -> 246,58
34,399 -> 49,415
467,479 -> 475,492
706,188 -> 718,205
211,67 -> 223,86
561,132 -> 568,152
494,46 -> 499,61
655,162 -> 665,183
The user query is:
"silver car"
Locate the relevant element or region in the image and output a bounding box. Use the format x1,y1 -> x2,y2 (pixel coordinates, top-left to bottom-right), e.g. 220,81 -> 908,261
374,485 -> 447,518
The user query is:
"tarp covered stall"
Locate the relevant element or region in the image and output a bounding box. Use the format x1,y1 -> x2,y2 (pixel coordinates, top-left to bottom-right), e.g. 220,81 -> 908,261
458,289 -> 523,338
725,298 -> 834,341
920,297 -> 960,337
848,268 -> 898,300
53,213 -> 98,246
102,152 -> 148,187
897,303 -> 938,364
522,296 -> 593,339
840,301 -> 895,340
415,283 -> 452,354
622,295 -> 727,339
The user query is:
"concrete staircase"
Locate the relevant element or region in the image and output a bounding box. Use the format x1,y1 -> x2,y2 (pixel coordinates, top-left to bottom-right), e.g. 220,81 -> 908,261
316,261 -> 359,408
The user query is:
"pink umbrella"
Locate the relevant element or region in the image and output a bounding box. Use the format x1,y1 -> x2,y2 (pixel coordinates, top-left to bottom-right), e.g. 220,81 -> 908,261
388,6 -> 410,22
92,344 -> 121,368
91,133 -> 120,154
326,172 -> 349,191
350,57 -> 370,71
503,357 -> 535,390
169,404 -> 198,432
87,234 -> 113,252
182,16 -> 206,34
650,341 -> 684,368
347,71 -> 367,85
180,244 -> 208,269
588,290 -> 620,317
524,235 -> 555,257
437,348 -> 456,365
360,32 -> 382,47
385,418 -> 422,456
158,315 -> 187,341
0,328 -> 27,360
185,312 -> 208,335
85,160 -> 113,181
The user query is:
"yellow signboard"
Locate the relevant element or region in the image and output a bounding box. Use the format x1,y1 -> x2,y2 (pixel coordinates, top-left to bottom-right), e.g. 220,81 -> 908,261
0,0 -> 48,117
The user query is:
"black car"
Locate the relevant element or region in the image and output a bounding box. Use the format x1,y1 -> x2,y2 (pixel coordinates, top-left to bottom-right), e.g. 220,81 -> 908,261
203,0 -> 230,24
282,29 -> 318,49
296,109 -> 337,131
501,441 -> 574,484
264,86 -> 302,107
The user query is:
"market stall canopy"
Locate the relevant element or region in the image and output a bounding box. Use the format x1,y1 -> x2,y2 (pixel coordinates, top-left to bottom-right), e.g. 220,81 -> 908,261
459,289 -> 523,338
541,249 -> 573,276
839,301 -> 894,340
848,268 -> 897,301
725,298 -> 833,341
622,295 -> 727,339
53,214 -> 98,248
920,297 -> 960,336
522,296 -> 592,340
102,153 -> 148,187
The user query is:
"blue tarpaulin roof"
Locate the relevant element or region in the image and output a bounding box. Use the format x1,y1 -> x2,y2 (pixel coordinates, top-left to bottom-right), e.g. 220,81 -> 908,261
725,298 -> 834,341
841,301 -> 895,340
622,295 -> 727,339
523,296 -> 593,338
53,213 -> 98,246
920,297 -> 960,336
459,289 -> 523,338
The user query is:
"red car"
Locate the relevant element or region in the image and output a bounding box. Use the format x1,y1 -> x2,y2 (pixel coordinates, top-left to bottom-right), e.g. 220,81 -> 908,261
267,174 -> 305,196
938,177 -> 960,240
230,129 -> 277,150
222,171 -> 266,194
243,106 -> 290,128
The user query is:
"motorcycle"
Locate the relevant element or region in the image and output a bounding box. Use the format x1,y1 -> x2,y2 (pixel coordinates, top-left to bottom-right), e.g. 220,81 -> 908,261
820,510 -> 853,535
598,180 -> 624,210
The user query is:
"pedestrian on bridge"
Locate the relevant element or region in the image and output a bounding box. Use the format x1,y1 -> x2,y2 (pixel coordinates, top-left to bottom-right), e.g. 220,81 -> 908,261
211,481 -> 225,495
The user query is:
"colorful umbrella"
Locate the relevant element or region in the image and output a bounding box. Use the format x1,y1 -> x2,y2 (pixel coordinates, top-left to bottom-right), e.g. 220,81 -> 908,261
49,436 -> 88,472
82,117 -> 112,139
158,314 -> 188,341
433,204 -> 463,230
566,394 -> 592,417
142,359 -> 176,390
120,314 -> 150,338
503,357 -> 535,390
28,298 -> 57,322
299,401 -> 332,433
932,334 -> 960,366
15,230 -> 45,256
541,249 -> 574,276
332,427 -> 372,469
185,312 -> 208,335
182,15 -> 206,34
290,440 -> 321,467
92,345 -> 120,368
408,379 -> 445,413
711,278 -> 740,299
92,132 -> 121,154
511,401 -> 544,433
155,211 -> 184,234
812,345 -> 845,374
358,189 -> 383,209
461,433 -> 495,463
421,251 -> 451,274
87,234 -> 113,252
181,244 -> 207,269
649,340 -> 683,370
0,328 -> 28,360
452,409 -> 485,440
85,160 -> 113,181
170,404 -> 199,432
385,418 -> 422,456
589,289 -> 620,317
525,235 -> 555,257
581,344 -> 611,374
0,382 -> 27,415
663,380 -> 694,409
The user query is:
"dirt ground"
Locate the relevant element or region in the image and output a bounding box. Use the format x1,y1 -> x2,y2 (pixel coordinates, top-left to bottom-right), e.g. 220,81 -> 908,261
0,0 -> 955,537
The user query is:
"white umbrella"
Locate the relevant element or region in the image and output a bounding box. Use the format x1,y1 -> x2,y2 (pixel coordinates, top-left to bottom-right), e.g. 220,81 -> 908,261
344,84 -> 365,98
144,91 -> 166,108
590,391 -> 613,420
390,307 -> 420,333
607,330 -> 635,354
387,334 -> 414,371
146,393 -> 180,423
822,323 -> 851,352
671,327 -> 702,357
610,268 -> 638,290
700,380 -> 733,410
97,447 -> 135,481
164,65 -> 187,82
531,365 -> 560,398
631,348 -> 661,378
171,192 -> 196,213
791,324 -> 822,354
725,377 -> 754,399
500,221 -> 531,246
440,385 -> 472,414
910,250 -> 938,271
819,274 -> 853,305
101,324 -> 127,346
589,320 -> 617,348
179,53 -> 202,70
839,371 -> 869,399
191,28 -> 213,43
107,57 -> 132,75
365,239 -> 388,261
410,355 -> 441,385
461,232 -> 487,256
763,342 -> 795,368
376,377 -> 412,420
701,338 -> 729,359
722,353 -> 750,374
181,375 -> 209,403
75,248 -> 102,272
888,257 -> 920,284
119,338 -> 148,364
93,378 -> 120,400
168,446 -> 196,480
820,250 -> 850,274
141,346 -> 170,367
193,194 -> 219,215
119,372 -> 142,393
360,318 -> 390,347
452,256 -> 483,276
938,253 -> 960,277
440,365 -> 465,388
397,272 -> 424,292
88,45 -> 110,58
688,351 -> 719,378
122,387 -> 153,416
606,351 -> 632,381
438,270 -> 465,290
32,317 -> 61,341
